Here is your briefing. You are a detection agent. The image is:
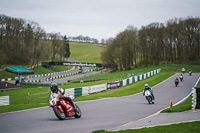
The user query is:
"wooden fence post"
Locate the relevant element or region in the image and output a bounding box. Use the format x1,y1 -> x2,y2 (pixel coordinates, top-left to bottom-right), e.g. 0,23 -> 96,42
48,90 -> 50,102
28,93 -> 30,104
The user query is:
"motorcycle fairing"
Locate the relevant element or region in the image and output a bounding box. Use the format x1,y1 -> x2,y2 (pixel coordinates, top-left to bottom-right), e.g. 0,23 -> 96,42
60,100 -> 74,117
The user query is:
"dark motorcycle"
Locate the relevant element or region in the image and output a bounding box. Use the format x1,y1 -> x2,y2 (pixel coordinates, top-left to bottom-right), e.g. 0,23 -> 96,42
175,80 -> 179,87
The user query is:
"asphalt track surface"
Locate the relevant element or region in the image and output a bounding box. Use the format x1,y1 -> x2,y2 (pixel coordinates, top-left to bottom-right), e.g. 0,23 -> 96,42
0,73 -> 199,133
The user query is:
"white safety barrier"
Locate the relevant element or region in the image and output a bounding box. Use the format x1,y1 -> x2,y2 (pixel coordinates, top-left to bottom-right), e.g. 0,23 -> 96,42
64,69 -> 161,98
88,84 -> 107,94
0,96 -> 9,106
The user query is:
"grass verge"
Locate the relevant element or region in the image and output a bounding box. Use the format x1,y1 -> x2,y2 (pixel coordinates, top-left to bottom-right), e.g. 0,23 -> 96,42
93,121 -> 200,133
161,95 -> 192,113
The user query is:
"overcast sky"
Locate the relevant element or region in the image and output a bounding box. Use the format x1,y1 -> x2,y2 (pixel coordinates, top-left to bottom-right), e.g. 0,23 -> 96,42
0,0 -> 199,40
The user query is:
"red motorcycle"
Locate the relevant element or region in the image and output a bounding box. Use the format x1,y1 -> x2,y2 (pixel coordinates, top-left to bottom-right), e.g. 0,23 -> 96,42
49,94 -> 81,120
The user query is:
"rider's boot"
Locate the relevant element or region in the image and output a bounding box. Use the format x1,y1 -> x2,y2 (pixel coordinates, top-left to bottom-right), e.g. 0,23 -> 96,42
65,97 -> 77,112
69,101 -> 77,112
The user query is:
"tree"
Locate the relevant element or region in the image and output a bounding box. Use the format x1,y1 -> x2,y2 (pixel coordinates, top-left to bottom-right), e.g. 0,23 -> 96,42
63,35 -> 70,58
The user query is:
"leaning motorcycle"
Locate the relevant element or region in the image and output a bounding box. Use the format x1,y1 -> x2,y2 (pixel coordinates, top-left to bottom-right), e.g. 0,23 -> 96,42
49,94 -> 81,120
144,90 -> 154,104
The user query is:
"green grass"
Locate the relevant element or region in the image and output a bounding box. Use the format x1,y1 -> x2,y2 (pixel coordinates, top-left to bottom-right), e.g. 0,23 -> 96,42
197,80 -> 200,86
0,63 -> 200,113
65,64 -> 200,87
0,71 -> 173,113
0,86 -> 50,113
74,72 -> 173,102
0,65 -> 72,79
0,54 -> 72,79
93,121 -> 200,133
70,42 -> 103,63
161,95 -> 192,113
33,65 -> 72,75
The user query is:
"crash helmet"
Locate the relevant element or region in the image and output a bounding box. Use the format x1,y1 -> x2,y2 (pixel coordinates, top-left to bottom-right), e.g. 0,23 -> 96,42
50,83 -> 58,93
145,83 -> 148,88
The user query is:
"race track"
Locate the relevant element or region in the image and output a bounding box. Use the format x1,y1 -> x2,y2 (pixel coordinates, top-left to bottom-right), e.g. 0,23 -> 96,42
0,73 -> 199,133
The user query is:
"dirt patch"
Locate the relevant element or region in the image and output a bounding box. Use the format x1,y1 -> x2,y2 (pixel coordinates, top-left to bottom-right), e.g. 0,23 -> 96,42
0,82 -> 21,91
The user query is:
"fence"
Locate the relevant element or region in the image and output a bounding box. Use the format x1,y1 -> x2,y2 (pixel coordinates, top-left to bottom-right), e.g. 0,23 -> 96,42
26,69 -> 161,102
28,90 -> 50,104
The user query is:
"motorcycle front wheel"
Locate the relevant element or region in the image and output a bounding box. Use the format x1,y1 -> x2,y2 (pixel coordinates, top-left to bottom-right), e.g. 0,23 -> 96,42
74,104 -> 82,118
53,106 -> 65,120
146,96 -> 152,104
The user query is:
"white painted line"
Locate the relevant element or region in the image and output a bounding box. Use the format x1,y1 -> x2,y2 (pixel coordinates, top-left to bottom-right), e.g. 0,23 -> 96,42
0,106 -> 49,115
114,119 -> 200,131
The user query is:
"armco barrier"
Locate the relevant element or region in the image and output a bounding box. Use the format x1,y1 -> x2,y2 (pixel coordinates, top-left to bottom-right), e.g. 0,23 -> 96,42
88,84 -> 107,94
74,88 -> 82,97
0,66 -> 76,82
64,69 -> 161,97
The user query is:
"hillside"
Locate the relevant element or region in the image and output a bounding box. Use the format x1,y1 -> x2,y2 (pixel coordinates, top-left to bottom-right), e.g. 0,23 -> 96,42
69,42 -> 103,63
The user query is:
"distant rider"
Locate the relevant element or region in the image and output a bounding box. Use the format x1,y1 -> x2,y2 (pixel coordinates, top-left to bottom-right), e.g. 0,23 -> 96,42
143,84 -> 155,103
189,69 -> 192,74
174,77 -> 180,82
50,83 -> 77,111
182,68 -> 185,74
179,73 -> 183,79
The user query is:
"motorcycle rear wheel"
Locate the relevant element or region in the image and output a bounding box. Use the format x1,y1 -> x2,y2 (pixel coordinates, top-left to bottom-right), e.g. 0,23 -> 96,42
53,106 -> 65,120
74,104 -> 81,118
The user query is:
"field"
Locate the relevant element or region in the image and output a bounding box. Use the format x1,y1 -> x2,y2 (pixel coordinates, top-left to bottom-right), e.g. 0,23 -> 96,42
69,42 -> 103,63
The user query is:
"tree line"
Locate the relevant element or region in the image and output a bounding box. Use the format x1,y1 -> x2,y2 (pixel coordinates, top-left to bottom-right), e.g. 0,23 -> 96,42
0,14 -> 70,68
101,17 -> 200,71
68,35 -> 99,44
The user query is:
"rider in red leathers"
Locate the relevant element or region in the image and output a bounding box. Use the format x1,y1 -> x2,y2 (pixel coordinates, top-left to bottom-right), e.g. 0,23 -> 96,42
50,83 -> 77,111
174,77 -> 180,82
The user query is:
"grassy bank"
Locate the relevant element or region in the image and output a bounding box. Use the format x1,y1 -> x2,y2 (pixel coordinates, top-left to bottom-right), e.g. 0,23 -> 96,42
69,42 -> 103,63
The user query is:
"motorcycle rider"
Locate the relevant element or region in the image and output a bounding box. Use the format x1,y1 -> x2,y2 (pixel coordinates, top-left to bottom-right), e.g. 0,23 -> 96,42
182,68 -> 185,74
50,83 -> 77,111
174,77 -> 180,82
179,74 -> 183,81
143,84 -> 155,103
189,69 -> 192,75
